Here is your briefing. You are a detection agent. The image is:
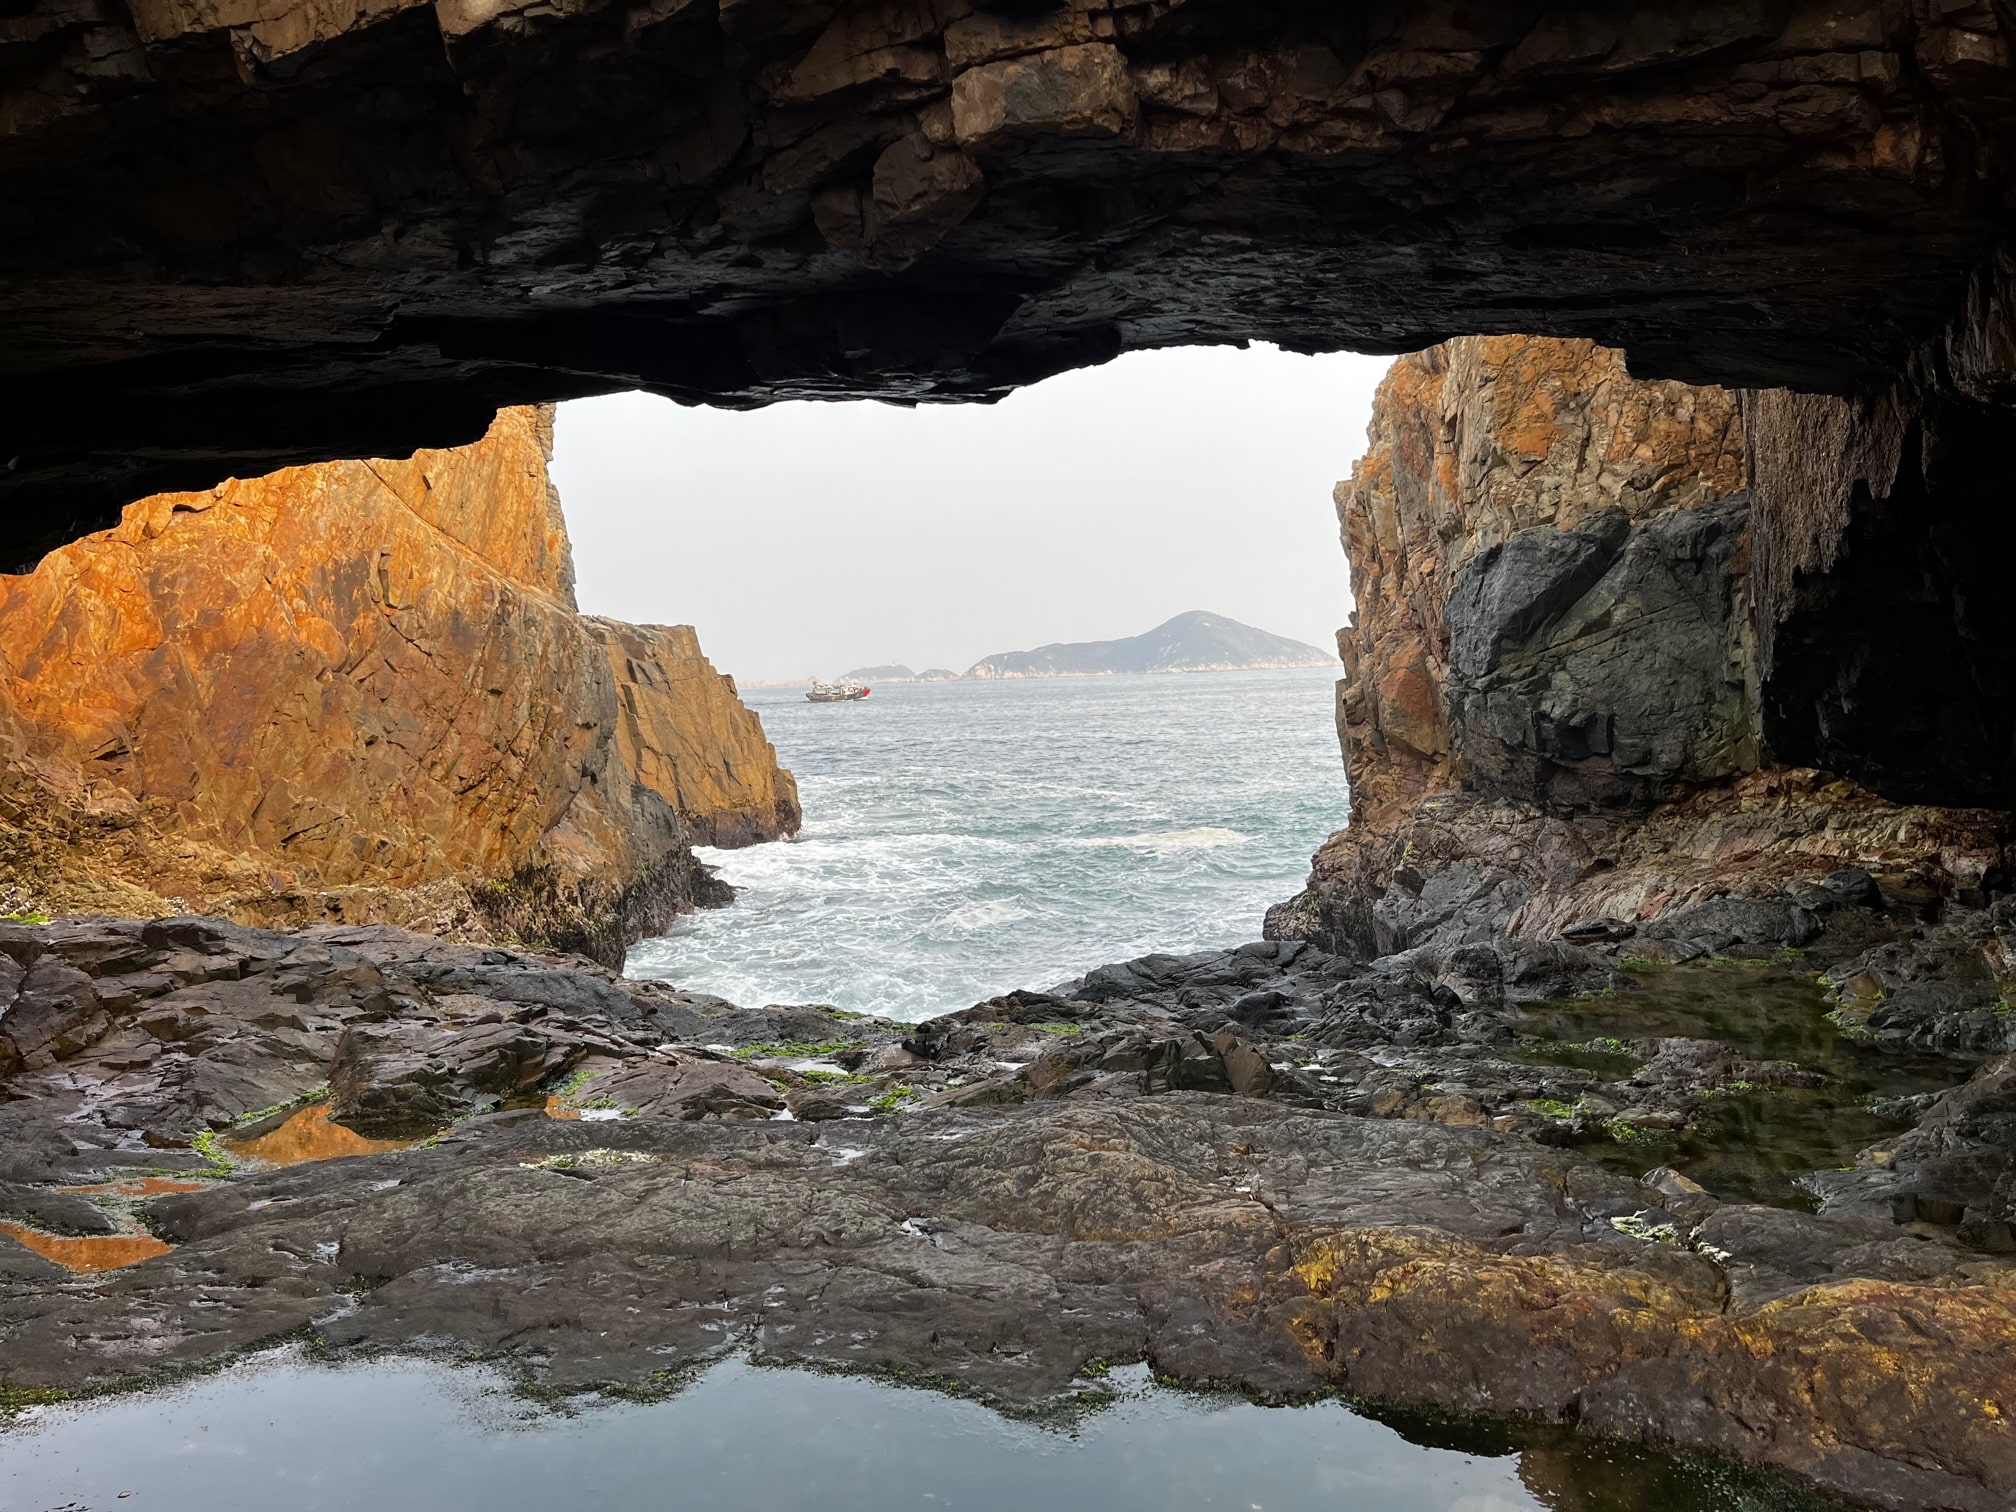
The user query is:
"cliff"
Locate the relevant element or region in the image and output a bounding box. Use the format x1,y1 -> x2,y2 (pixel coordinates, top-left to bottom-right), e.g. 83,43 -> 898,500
585,617 -> 801,850
1273,337 -> 2008,958
0,408 -> 799,965
1336,337 -> 1750,822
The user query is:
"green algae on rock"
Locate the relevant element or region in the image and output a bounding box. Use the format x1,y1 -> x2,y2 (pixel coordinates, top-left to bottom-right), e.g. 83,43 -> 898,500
1516,959 -> 1980,1210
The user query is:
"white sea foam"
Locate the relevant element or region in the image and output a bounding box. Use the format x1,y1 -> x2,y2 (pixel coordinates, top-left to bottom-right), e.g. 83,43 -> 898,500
935,899 -> 1034,931
1091,826 -> 1249,852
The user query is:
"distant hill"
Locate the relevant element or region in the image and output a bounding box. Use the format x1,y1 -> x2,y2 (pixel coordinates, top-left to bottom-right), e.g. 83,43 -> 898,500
965,611 -> 1336,680
840,665 -> 967,683
841,664 -> 916,681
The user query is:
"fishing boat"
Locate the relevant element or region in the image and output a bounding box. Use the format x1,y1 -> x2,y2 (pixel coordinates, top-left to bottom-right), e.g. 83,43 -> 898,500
806,680 -> 871,703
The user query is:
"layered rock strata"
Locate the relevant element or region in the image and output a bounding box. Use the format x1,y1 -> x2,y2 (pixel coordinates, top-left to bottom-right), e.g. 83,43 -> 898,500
1271,336 -> 2010,962
0,407 -> 799,965
0,4 -> 2014,560
1,913 -> 2012,1511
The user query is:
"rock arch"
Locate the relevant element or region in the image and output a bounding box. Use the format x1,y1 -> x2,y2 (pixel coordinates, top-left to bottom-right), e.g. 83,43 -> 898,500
7,0 -> 2016,798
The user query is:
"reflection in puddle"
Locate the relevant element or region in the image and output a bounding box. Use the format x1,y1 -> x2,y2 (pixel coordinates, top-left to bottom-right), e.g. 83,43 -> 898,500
0,1223 -> 172,1274
0,1349 -> 1827,1512
224,1105 -> 421,1166
3,1177 -> 208,1273
540,1095 -> 623,1123
58,1177 -> 209,1198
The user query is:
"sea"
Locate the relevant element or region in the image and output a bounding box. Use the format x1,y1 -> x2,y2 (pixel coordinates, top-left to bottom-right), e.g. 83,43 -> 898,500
626,668 -> 1350,1022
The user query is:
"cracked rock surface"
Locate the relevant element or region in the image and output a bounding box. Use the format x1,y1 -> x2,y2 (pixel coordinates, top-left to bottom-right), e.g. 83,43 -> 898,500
0,406 -> 800,967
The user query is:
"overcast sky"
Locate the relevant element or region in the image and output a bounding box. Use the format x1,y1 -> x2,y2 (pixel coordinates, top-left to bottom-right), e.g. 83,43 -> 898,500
553,344 -> 1391,684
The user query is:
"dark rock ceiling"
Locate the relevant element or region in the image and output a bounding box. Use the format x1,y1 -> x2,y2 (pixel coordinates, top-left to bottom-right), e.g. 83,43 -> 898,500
9,0 -> 2016,805
2,0 -> 2011,548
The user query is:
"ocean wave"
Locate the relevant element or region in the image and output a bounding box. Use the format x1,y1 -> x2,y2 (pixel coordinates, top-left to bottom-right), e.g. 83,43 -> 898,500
631,672 -> 1346,1022
934,899 -> 1034,932
1089,826 -> 1250,852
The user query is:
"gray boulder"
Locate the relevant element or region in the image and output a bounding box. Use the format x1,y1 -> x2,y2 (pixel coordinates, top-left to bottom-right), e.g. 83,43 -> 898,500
1444,498 -> 1755,812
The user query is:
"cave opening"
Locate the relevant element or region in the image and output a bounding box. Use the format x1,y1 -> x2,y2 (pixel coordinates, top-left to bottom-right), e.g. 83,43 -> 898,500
1757,394 -> 2016,809
547,342 -> 1375,1019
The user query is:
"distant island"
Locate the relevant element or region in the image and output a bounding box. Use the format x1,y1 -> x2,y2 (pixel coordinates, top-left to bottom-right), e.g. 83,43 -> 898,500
840,665 -> 961,683
823,614 -> 1334,686
965,611 -> 1335,680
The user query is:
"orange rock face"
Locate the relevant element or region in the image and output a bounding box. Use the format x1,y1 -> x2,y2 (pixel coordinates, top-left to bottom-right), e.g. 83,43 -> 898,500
585,618 -> 802,849
1273,336 -> 2008,957
1336,335 -> 1748,825
0,407 -> 798,962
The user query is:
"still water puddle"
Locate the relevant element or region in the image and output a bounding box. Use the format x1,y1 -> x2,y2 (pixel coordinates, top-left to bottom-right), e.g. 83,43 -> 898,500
3,1107 -> 426,1274
0,1224 -> 172,1274
0,1179 -> 213,1273
0,1349 -> 1827,1512
223,1104 -> 421,1166
1520,960 -> 1976,1208
3,1111 -> 426,1274
58,1178 -> 209,1199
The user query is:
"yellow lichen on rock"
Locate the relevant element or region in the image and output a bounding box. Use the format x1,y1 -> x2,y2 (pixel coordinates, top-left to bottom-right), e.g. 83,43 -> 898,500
1283,1225 -> 2016,1497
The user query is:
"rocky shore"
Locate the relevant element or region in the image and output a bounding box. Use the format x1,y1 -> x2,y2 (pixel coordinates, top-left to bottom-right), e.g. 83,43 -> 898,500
15,0 -> 2016,1496
0,904 -> 2011,1511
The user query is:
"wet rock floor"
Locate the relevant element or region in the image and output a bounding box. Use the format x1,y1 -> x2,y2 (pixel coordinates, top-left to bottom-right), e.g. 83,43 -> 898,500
1,910 -> 2012,1510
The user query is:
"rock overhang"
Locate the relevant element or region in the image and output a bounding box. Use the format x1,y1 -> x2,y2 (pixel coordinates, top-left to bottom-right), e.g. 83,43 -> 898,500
3,0 -> 2012,562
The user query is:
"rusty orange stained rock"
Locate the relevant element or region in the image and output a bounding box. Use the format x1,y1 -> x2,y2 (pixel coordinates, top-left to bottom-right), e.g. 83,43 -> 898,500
0,406 -> 800,936
224,1104 -> 423,1166
0,1224 -> 173,1274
